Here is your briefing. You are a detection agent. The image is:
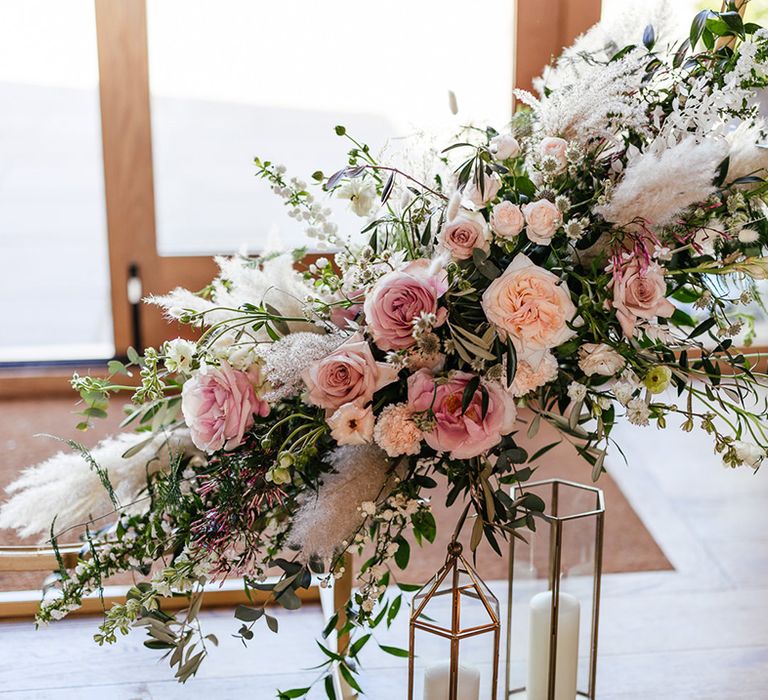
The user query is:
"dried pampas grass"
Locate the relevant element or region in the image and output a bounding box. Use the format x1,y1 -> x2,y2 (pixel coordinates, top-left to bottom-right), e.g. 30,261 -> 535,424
596,137 -> 728,227
287,445 -> 396,562
0,430 -> 198,540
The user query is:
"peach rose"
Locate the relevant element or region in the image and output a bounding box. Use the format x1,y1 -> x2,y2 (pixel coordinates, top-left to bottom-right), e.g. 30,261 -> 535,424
611,260 -> 675,338
522,199 -> 562,245
540,136 -> 568,174
302,333 -> 399,411
439,211 -> 490,260
490,201 -> 525,239
464,173 -> 502,206
481,253 -> 577,367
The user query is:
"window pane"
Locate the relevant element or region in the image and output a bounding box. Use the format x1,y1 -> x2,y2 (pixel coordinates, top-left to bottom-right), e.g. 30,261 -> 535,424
147,0 -> 514,255
0,1 -> 112,362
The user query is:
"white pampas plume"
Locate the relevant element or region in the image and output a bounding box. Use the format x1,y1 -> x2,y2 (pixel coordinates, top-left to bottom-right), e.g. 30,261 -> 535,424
595,137 -> 728,227
726,120 -> 768,183
0,430 -> 198,540
287,445 -> 396,561
148,254 -> 324,341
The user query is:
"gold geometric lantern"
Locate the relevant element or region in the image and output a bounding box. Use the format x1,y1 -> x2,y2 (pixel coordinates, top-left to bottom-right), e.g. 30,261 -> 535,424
505,479 -> 605,700
408,539 -> 501,700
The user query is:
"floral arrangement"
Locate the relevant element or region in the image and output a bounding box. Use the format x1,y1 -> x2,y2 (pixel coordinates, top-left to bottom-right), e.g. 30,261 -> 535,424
3,4 -> 768,695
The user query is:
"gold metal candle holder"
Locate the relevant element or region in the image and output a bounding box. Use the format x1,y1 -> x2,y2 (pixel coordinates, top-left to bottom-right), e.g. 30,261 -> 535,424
505,479 -> 605,699
408,540 -> 501,700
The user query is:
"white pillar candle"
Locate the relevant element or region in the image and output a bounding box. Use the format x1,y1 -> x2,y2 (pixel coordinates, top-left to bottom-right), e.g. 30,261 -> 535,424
423,661 -> 480,700
526,591 -> 580,700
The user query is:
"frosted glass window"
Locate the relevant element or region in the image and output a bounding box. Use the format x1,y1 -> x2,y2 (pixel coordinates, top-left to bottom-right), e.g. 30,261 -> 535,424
0,1 -> 112,362
146,0 -> 514,255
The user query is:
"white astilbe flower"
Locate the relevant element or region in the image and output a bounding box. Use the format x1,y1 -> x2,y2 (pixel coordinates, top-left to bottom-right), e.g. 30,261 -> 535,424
287,445 -> 395,562
726,119 -> 768,183
256,331 -> 348,401
0,431 -> 199,539
595,137 -> 727,227
149,254 -> 324,342
521,48 -> 649,149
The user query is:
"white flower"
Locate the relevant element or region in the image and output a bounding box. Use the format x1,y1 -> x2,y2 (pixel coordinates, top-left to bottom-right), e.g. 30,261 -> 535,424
327,401 -> 375,446
613,371 -> 640,406
337,179 -> 377,217
567,381 -> 587,402
164,338 -> 196,375
626,397 -> 650,426
578,343 -> 625,377
489,134 -> 521,160
738,227 -> 760,244
360,501 -> 377,517
733,440 -> 765,469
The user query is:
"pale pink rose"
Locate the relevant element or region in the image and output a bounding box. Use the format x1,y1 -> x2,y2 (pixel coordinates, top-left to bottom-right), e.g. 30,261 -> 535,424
181,362 -> 268,453
539,136 -> 568,173
374,403 -> 423,457
364,260 -> 449,351
481,253 -> 577,368
490,201 -> 525,239
522,199 -> 562,245
578,343 -> 625,377
407,369 -> 517,459
330,290 -> 365,329
439,211 -> 490,260
510,351 -> 559,397
464,173 -> 502,206
490,134 -> 521,160
611,260 -> 675,338
302,333 -> 399,411
327,400 -> 374,445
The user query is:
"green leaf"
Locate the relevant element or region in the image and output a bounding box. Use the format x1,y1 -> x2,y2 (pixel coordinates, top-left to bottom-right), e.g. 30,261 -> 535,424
397,582 -> 422,592
338,664 -> 363,694
387,594 -> 402,627
378,644 -> 411,658
350,633 -> 372,657
322,613 -> 338,639
394,537 -> 411,569
234,604 -> 264,622
689,317 -> 716,339
690,9 -> 712,50
279,688 -> 311,699
265,614 -> 279,633
461,375 -> 481,414
324,675 -> 337,700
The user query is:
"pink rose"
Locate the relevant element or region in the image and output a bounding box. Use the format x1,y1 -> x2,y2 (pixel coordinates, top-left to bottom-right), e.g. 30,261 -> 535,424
539,136 -> 568,174
181,362 -> 268,453
364,260 -> 448,351
407,369 -> 516,459
611,260 -> 675,338
490,201 -> 525,239
481,253 -> 577,367
439,211 -> 490,260
522,199 -> 562,245
302,333 -> 399,411
490,134 -> 521,161
464,173 -> 502,206
330,290 -> 365,329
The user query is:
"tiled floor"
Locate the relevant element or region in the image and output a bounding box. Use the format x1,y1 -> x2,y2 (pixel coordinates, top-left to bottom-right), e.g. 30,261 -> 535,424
1,418 -> 767,698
